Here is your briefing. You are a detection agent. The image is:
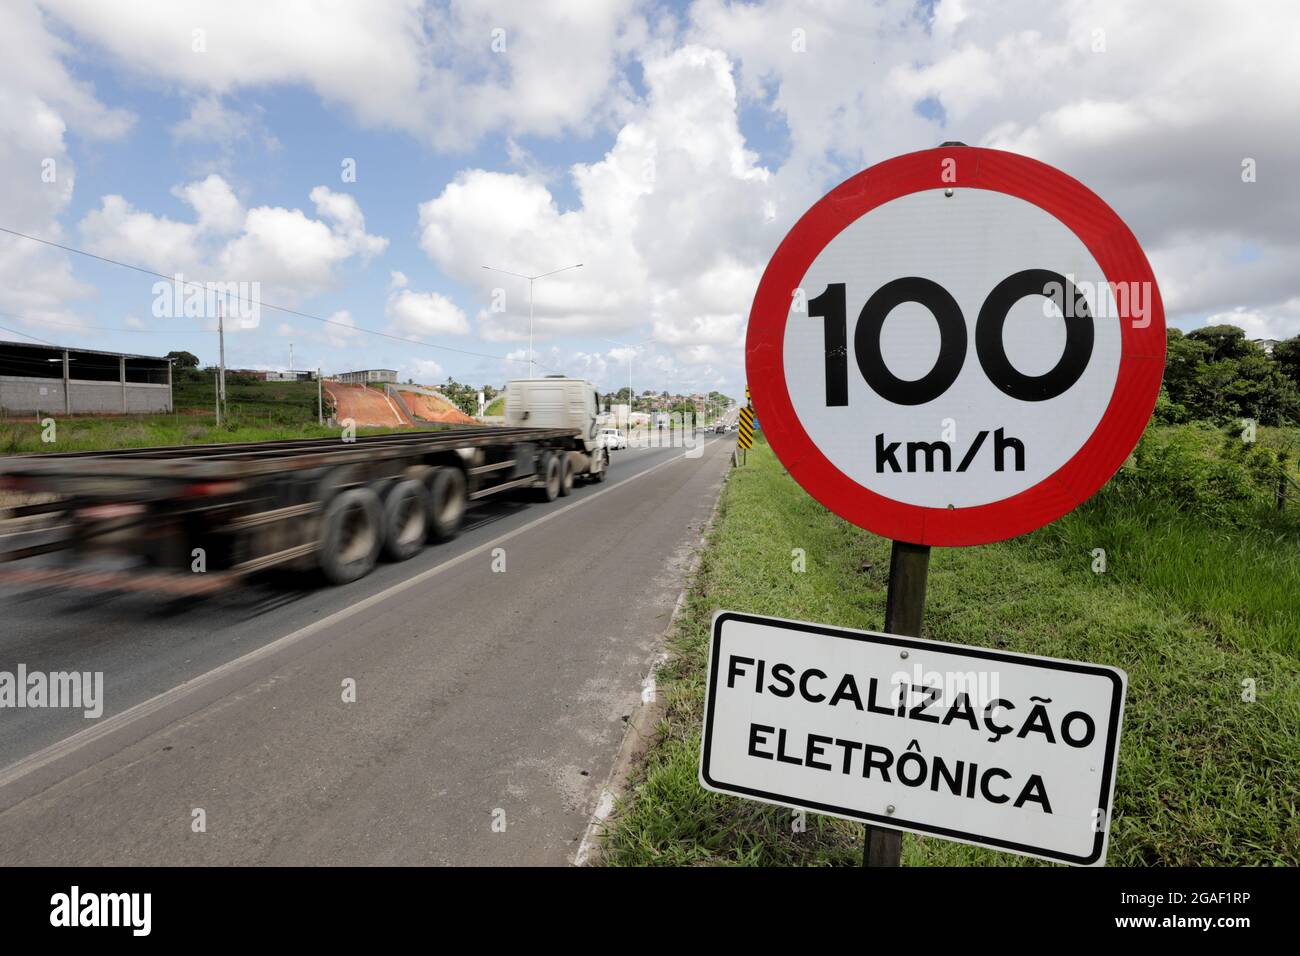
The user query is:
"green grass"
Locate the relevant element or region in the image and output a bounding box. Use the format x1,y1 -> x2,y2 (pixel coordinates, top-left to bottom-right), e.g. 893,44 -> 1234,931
484,396 -> 505,416
0,413 -> 412,455
600,435 -> 1300,867
172,369 -> 323,426
0,371 -> 415,455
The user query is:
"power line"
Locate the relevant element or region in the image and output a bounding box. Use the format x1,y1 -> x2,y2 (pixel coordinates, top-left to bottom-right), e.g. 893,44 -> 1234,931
0,225 -> 551,371
0,322 -> 59,347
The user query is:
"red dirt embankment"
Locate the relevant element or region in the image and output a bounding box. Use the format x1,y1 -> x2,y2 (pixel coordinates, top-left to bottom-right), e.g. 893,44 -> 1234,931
400,389 -> 477,425
323,382 -> 411,427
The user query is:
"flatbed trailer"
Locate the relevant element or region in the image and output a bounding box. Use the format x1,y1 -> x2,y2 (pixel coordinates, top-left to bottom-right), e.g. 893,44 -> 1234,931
0,424 -> 609,594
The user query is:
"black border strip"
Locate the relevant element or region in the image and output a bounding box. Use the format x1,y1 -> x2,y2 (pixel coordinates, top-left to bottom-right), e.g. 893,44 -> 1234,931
699,610 -> 1127,866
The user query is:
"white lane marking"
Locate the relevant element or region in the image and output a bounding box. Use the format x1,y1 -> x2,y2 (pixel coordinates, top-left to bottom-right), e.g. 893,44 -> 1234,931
573,788 -> 618,867
0,439 -> 721,791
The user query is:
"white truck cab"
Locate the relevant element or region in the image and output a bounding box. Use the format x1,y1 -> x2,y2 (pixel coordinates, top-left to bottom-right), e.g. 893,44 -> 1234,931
504,376 -> 602,451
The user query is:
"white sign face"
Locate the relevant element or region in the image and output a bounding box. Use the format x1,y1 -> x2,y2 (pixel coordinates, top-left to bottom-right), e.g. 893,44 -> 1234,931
784,188 -> 1124,509
699,611 -> 1127,865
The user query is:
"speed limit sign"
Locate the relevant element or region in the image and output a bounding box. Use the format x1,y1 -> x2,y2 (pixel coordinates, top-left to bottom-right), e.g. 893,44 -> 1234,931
747,146 -> 1165,545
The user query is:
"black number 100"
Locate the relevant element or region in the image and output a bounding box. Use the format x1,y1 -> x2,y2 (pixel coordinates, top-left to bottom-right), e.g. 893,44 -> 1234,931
806,269 -> 1094,406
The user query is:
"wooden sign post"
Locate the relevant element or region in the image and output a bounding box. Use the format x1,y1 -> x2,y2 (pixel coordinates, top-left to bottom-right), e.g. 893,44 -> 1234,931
863,540 -> 930,867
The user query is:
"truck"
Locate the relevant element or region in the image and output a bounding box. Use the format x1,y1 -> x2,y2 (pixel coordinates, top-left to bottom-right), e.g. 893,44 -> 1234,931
0,376 -> 609,594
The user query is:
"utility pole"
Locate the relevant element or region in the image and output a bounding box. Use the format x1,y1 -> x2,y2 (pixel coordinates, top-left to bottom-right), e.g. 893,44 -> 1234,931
289,342 -> 294,373
317,368 -> 323,425
217,300 -> 227,423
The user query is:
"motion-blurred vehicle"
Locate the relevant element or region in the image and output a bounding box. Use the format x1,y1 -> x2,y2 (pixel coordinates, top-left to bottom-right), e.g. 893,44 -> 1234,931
598,428 -> 628,450
0,376 -> 610,593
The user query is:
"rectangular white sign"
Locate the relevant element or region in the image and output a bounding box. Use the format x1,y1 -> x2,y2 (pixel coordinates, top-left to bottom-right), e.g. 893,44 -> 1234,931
699,611 -> 1127,865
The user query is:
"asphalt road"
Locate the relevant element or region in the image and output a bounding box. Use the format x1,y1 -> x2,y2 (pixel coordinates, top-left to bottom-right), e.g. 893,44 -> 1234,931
0,433 -> 733,864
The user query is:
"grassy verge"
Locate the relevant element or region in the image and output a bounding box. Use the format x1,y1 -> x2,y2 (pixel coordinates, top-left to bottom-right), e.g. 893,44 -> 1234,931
600,435 -> 1300,866
0,371 -> 431,454
172,370 -> 324,424
0,415 -> 417,455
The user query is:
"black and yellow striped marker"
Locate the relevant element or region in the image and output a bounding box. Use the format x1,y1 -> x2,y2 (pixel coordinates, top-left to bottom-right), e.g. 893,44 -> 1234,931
738,405 -> 755,450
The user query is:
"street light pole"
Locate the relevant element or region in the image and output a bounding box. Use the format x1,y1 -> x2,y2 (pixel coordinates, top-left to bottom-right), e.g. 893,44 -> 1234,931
482,262 -> 583,377
604,336 -> 655,436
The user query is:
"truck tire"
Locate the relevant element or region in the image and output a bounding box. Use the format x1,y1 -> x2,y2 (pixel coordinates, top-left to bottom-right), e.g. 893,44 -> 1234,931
426,466 -> 466,542
590,449 -> 609,483
535,452 -> 561,501
381,479 -> 429,562
318,487 -> 383,585
558,454 -> 574,497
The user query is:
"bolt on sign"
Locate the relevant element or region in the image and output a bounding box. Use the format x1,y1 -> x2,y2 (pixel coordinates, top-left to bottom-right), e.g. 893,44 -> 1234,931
746,145 -> 1165,546
700,612 -> 1127,865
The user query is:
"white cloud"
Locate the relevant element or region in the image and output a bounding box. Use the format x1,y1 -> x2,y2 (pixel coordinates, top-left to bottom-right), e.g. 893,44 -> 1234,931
11,0 -> 1300,393
78,177 -> 388,313
407,358 -> 445,382
418,44 -> 772,371
687,0 -> 1300,350
1204,302 -> 1300,342
174,174 -> 244,235
0,0 -> 132,333
171,94 -> 280,168
385,271 -> 470,338
40,0 -> 646,150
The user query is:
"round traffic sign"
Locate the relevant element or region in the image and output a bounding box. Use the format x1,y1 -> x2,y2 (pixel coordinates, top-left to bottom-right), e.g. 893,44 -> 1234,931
746,146 -> 1165,546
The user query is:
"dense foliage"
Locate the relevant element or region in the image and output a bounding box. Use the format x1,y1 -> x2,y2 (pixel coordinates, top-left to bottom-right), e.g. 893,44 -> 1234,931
1159,325 -> 1300,425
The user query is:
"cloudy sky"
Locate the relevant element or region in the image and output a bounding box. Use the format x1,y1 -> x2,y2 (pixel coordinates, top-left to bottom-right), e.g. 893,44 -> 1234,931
0,0 -> 1295,395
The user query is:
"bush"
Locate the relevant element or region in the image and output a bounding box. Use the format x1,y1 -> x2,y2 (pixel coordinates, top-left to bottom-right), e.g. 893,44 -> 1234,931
1120,425 -> 1287,523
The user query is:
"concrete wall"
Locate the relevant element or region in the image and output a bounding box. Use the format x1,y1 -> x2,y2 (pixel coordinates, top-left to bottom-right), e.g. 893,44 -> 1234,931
0,375 -> 172,416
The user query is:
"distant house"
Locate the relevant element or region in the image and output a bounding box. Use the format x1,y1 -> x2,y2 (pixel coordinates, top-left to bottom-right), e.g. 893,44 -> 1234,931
265,370 -> 317,382
1252,338 -> 1280,355
333,369 -> 398,385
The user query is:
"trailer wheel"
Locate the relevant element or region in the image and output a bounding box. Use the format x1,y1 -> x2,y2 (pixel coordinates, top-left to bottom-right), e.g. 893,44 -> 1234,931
590,449 -> 609,483
558,454 -> 574,497
426,466 -> 466,541
535,452 -> 561,501
381,479 -> 429,561
318,487 -> 383,585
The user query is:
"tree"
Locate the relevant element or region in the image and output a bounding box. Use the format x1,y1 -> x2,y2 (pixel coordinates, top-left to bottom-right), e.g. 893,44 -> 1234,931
439,376 -> 479,416
1186,324 -> 1251,363
1274,336 -> 1300,389
166,350 -> 200,369
1161,327 -> 1300,425
669,399 -> 695,424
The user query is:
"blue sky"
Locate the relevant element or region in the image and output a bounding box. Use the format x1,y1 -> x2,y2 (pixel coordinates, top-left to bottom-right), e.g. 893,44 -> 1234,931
1,1 -> 1296,397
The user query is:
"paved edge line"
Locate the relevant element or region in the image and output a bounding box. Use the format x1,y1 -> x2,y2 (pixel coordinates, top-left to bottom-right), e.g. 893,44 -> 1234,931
572,452 -> 732,866
0,438 -> 721,794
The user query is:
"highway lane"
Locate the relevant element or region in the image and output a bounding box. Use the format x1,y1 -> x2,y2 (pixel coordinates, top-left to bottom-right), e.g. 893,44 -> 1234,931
0,433 -> 732,864
0,437 -> 702,767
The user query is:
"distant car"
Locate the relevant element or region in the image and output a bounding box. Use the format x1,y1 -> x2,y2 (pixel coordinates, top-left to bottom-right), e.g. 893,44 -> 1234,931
598,428 -> 628,450
715,422 -> 727,434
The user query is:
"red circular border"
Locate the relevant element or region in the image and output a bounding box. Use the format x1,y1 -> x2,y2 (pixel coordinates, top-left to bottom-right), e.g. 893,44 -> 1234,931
746,146 -> 1166,546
